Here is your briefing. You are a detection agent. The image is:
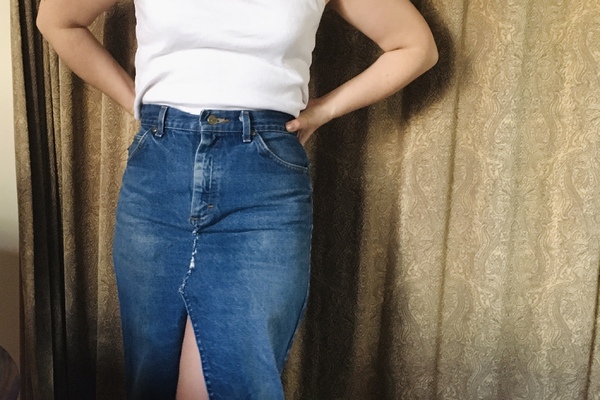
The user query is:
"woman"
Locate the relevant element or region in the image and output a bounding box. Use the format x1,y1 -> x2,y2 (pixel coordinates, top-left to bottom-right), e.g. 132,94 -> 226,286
36,0 -> 437,399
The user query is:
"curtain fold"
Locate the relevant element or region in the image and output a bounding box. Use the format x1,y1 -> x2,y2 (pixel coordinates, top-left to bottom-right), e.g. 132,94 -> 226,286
11,0 -> 600,399
11,0 -> 66,397
12,1 -> 136,398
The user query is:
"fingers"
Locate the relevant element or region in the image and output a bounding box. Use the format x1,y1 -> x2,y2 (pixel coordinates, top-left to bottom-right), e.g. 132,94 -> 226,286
288,124 -> 312,145
286,117 -> 307,145
286,112 -> 319,145
297,131 -> 308,145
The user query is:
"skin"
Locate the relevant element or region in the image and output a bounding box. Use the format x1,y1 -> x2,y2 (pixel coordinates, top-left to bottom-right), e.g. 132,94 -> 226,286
37,0 -> 438,398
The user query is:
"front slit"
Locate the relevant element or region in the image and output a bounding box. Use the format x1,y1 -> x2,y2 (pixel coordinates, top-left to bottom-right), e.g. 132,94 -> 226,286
180,253 -> 214,399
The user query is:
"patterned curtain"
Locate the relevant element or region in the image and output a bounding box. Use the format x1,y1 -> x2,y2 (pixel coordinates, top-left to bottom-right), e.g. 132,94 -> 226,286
11,0 -> 600,398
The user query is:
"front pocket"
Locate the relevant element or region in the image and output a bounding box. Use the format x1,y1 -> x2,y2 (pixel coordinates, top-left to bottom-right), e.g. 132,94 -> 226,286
253,129 -> 309,173
127,127 -> 152,161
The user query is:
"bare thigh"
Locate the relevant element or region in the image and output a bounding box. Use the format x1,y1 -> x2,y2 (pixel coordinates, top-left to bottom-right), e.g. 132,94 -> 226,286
176,316 -> 209,400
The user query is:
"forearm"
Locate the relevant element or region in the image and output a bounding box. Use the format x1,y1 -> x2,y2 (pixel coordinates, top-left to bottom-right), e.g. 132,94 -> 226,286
37,23 -> 135,114
271,0 -> 439,144
318,46 -> 437,121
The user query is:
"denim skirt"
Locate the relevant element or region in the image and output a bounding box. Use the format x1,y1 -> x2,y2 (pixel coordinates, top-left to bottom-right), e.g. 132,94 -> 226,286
113,104 -> 312,399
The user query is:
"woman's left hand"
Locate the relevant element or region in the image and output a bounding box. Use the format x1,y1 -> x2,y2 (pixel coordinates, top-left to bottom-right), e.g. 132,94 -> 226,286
285,98 -> 333,145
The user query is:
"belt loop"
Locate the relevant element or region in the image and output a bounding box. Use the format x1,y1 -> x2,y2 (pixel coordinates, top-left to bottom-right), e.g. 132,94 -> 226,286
156,105 -> 168,137
240,111 -> 251,143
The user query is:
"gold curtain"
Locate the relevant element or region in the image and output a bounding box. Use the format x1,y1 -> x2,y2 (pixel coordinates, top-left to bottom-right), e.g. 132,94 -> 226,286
11,0 -> 600,398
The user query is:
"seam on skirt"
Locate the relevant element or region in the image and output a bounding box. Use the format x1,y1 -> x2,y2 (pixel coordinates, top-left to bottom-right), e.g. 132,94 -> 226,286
281,258 -> 311,369
178,230 -> 215,399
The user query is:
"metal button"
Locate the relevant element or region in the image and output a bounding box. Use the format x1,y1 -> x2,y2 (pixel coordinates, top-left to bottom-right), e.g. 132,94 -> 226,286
207,115 -> 219,125
207,115 -> 230,125
151,127 -> 157,133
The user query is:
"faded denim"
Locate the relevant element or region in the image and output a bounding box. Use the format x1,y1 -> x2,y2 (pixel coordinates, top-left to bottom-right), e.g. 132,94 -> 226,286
113,104 -> 313,400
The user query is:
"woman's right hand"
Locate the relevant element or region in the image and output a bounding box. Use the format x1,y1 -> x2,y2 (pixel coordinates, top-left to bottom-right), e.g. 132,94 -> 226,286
37,0 -> 136,115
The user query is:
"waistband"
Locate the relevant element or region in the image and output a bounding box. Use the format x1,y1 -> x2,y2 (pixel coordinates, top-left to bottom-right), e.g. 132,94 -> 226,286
140,104 -> 296,135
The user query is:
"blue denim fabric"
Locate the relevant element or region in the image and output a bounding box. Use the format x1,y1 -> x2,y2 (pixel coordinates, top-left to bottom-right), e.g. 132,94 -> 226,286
113,104 -> 313,399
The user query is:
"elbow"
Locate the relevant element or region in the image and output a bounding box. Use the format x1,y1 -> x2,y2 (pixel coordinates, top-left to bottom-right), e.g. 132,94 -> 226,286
429,43 -> 439,69
422,39 -> 439,71
36,7 -> 51,38
35,15 -> 45,36
35,5 -> 69,39
389,36 -> 438,75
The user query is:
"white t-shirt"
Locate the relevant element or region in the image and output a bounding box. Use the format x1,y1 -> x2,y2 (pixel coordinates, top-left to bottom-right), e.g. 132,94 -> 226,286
133,0 -> 326,119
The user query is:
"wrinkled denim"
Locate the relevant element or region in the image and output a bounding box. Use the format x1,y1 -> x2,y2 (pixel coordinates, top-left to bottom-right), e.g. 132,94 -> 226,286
113,104 -> 312,400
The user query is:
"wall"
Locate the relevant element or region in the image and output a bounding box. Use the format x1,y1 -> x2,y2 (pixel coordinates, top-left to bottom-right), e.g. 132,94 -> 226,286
0,0 -> 21,372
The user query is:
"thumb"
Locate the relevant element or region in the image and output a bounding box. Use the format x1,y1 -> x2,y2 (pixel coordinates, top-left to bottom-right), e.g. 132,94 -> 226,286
286,119 -> 301,132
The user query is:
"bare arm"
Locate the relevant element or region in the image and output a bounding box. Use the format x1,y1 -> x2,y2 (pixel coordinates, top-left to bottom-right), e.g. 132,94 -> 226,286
36,0 -> 135,114
288,0 -> 439,143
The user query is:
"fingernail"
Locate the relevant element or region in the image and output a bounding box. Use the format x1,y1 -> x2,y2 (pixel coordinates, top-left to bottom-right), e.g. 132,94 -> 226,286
286,123 -> 293,131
